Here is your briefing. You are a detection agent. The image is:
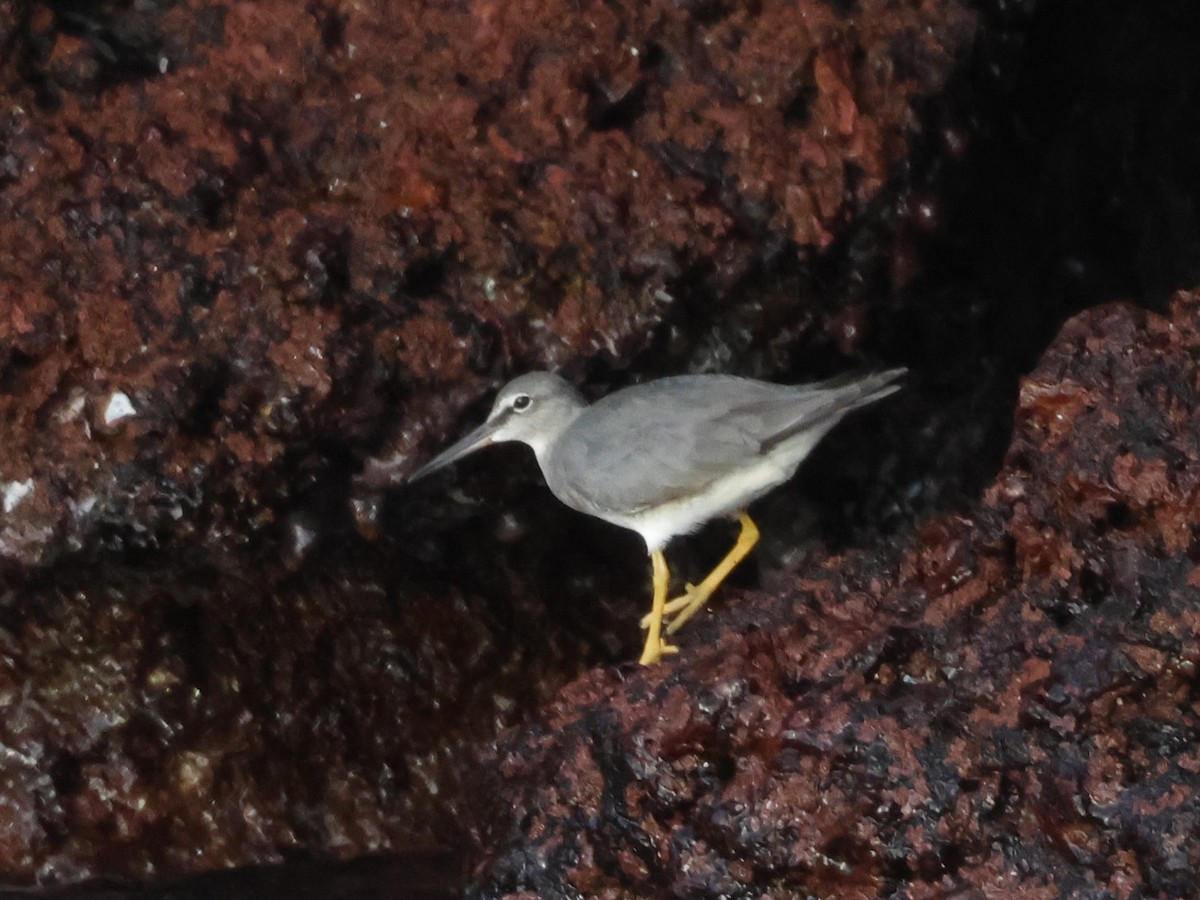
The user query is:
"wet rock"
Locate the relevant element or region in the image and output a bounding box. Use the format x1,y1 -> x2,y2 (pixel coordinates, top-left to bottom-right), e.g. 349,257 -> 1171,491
0,853 -> 463,899
0,534 -> 617,882
461,293 -> 1200,897
0,0 -> 976,568
6,0 -> 1200,896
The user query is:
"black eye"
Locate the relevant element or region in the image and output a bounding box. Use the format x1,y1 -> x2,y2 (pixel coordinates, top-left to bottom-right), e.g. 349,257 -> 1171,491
512,394 -> 532,412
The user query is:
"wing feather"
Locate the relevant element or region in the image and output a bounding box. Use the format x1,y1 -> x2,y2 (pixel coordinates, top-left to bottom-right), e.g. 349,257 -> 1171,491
545,373 -> 898,515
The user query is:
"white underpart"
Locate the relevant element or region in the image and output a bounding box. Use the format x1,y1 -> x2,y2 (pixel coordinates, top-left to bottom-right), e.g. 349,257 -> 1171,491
598,430 -> 827,551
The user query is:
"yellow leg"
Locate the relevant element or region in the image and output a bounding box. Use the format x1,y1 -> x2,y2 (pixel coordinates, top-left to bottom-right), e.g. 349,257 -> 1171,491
638,550 -> 679,665
663,512 -> 760,635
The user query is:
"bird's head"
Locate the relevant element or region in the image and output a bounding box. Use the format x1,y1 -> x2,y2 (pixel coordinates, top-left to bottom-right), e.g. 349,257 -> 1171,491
407,372 -> 586,481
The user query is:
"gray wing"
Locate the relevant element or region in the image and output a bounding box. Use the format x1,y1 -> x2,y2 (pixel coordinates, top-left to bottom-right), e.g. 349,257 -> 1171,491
545,370 -> 902,516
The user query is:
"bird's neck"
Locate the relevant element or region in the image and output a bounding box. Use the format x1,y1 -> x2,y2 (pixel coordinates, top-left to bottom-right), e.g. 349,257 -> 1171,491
525,404 -> 585,468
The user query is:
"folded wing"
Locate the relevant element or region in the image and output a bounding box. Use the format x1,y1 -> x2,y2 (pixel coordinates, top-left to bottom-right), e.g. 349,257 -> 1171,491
546,370 -> 902,516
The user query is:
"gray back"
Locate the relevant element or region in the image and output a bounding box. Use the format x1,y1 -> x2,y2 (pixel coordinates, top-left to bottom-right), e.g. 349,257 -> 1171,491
544,375 -> 876,515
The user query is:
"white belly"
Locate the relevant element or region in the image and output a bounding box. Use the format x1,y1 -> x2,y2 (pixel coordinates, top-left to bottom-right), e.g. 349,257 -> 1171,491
596,431 -> 823,550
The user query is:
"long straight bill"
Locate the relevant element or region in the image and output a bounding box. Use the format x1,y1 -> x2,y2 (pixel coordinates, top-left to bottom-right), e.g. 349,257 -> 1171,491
406,418 -> 504,482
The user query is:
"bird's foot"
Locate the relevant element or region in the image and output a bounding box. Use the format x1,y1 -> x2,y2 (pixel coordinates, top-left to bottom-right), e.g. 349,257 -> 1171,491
638,636 -> 679,666
665,586 -> 716,634
639,583 -> 698,629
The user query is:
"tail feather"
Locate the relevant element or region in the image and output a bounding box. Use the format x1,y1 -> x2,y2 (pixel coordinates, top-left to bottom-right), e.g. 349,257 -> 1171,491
826,367 -> 907,412
763,367 -> 906,453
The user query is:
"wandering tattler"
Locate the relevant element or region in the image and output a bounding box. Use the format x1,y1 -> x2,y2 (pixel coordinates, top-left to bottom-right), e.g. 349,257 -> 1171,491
408,368 -> 905,665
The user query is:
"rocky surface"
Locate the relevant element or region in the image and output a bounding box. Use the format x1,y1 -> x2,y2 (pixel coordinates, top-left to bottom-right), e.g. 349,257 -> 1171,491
462,293 -> 1200,898
0,479 -> 656,883
3,0 -> 1200,897
0,853 -> 461,900
0,0 -> 974,570
0,0 -> 978,887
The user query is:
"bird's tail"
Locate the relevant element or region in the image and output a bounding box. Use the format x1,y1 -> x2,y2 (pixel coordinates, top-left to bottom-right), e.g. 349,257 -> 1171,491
822,366 -> 908,412
762,367 -> 907,453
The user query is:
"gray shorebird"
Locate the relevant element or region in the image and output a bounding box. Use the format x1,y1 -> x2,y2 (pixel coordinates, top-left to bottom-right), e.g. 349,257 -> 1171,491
408,368 -> 905,665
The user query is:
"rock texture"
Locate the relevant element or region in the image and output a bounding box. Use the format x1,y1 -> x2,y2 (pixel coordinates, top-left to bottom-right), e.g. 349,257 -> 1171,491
0,853 -> 462,900
0,0 -> 974,569
0,0 -> 977,886
462,294 -> 1200,898
4,0 -> 1200,897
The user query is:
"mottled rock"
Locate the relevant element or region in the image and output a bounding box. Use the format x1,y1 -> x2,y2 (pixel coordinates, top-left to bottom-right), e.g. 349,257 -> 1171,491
0,535 -> 610,882
0,853 -> 462,899
7,0 -> 1200,896
0,0 -> 976,568
0,0 -> 984,886
461,293 -> 1200,898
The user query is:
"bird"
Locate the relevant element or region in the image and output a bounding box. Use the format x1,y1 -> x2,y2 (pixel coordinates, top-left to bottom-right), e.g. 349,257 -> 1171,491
406,368 -> 906,665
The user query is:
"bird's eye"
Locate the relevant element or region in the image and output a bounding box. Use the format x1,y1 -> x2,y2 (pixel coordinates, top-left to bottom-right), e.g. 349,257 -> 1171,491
512,394 -> 532,412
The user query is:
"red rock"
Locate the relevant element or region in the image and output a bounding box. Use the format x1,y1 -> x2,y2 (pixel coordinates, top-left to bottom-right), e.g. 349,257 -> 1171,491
10,0 -> 1200,897
0,0 -> 975,568
461,294 -> 1200,897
